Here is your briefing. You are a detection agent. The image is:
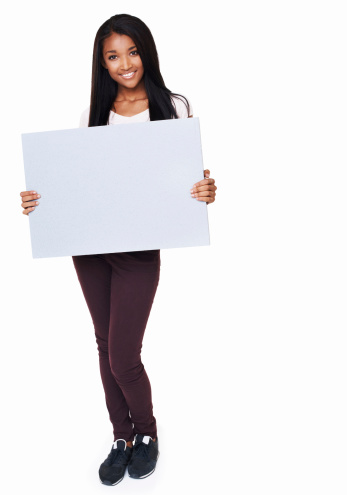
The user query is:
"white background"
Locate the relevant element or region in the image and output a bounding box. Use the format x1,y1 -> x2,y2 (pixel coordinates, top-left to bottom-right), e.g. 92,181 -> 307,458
1,1 -> 347,493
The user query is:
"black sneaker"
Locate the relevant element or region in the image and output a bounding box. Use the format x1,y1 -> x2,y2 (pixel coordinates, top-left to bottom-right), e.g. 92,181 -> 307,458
128,434 -> 159,479
99,439 -> 133,486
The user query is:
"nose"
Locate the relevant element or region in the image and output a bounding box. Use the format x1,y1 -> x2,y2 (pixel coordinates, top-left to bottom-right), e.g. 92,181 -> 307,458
120,55 -> 132,71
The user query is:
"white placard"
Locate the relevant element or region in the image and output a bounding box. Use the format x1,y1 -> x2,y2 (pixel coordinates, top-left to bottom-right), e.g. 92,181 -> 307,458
21,117 -> 210,258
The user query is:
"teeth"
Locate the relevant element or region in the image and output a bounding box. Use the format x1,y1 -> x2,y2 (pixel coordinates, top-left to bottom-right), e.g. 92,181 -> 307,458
121,72 -> 135,77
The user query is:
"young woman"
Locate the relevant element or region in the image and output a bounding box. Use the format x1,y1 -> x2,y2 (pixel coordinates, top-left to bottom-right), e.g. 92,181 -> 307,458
19,13 -> 217,486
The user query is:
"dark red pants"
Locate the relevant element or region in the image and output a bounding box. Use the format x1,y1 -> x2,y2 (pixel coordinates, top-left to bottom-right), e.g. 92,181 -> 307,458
72,250 -> 160,442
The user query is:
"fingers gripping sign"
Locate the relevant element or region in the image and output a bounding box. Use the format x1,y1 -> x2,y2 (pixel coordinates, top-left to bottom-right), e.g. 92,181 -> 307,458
190,169 -> 217,205
20,190 -> 41,215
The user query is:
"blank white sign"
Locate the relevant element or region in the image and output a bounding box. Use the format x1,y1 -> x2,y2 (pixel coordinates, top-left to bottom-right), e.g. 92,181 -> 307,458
21,117 -> 210,259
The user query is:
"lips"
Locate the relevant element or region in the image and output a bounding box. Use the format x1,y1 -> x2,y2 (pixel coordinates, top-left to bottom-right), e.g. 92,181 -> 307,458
119,70 -> 137,79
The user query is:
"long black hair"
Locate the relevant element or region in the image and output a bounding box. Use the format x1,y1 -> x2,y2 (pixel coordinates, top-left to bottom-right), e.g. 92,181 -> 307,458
88,13 -> 191,127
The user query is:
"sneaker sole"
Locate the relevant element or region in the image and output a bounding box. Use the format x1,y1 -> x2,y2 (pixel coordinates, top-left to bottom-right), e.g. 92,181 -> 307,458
128,450 -> 160,479
99,475 -> 124,486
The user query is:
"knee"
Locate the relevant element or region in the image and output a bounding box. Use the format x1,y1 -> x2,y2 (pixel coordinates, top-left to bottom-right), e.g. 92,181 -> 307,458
95,335 -> 109,358
110,358 -> 144,385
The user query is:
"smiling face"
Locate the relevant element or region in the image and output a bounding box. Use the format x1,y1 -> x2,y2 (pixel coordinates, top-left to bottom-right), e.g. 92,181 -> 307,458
102,32 -> 145,89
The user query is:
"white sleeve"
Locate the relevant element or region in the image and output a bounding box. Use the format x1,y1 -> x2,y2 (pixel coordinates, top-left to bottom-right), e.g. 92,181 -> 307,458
171,95 -> 193,118
79,106 -> 90,127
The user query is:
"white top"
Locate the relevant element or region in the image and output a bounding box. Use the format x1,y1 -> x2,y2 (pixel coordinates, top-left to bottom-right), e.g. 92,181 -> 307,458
79,95 -> 193,127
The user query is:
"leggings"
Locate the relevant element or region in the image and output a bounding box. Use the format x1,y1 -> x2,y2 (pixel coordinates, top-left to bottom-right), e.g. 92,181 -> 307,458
72,249 -> 161,442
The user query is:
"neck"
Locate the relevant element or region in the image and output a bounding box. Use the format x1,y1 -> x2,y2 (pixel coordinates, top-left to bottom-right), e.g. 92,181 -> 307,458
116,79 -> 147,102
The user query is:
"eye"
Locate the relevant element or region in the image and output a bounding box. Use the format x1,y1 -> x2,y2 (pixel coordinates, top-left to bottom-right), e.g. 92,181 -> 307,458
130,50 -> 139,56
108,55 -> 117,60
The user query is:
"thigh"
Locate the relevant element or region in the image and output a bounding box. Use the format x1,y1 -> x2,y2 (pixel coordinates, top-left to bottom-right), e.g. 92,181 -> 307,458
105,249 -> 161,272
107,255 -> 160,367
72,254 -> 112,340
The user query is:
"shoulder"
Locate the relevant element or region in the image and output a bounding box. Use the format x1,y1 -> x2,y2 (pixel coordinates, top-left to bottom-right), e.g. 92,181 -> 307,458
170,95 -> 194,118
79,106 -> 90,127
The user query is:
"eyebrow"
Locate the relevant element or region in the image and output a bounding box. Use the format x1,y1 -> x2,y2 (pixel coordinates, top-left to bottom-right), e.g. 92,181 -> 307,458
105,45 -> 137,54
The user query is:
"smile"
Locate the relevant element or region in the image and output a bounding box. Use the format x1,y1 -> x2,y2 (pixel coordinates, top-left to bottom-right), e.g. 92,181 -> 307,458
119,71 -> 137,79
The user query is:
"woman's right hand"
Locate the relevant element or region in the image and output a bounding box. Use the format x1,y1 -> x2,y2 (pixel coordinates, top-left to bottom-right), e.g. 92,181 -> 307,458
20,190 -> 41,215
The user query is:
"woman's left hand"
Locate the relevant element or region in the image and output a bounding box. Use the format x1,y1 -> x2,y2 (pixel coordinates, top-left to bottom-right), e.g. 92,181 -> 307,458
190,169 -> 217,204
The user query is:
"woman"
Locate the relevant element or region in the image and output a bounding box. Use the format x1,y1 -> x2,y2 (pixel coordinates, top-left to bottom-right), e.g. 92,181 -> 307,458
19,13 -> 217,486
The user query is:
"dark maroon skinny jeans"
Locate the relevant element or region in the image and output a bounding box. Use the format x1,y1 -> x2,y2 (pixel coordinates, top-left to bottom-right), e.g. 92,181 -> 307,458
72,249 -> 160,442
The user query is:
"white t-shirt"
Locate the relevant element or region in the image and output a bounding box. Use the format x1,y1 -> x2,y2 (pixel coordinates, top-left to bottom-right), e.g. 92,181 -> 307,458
79,95 -> 193,127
